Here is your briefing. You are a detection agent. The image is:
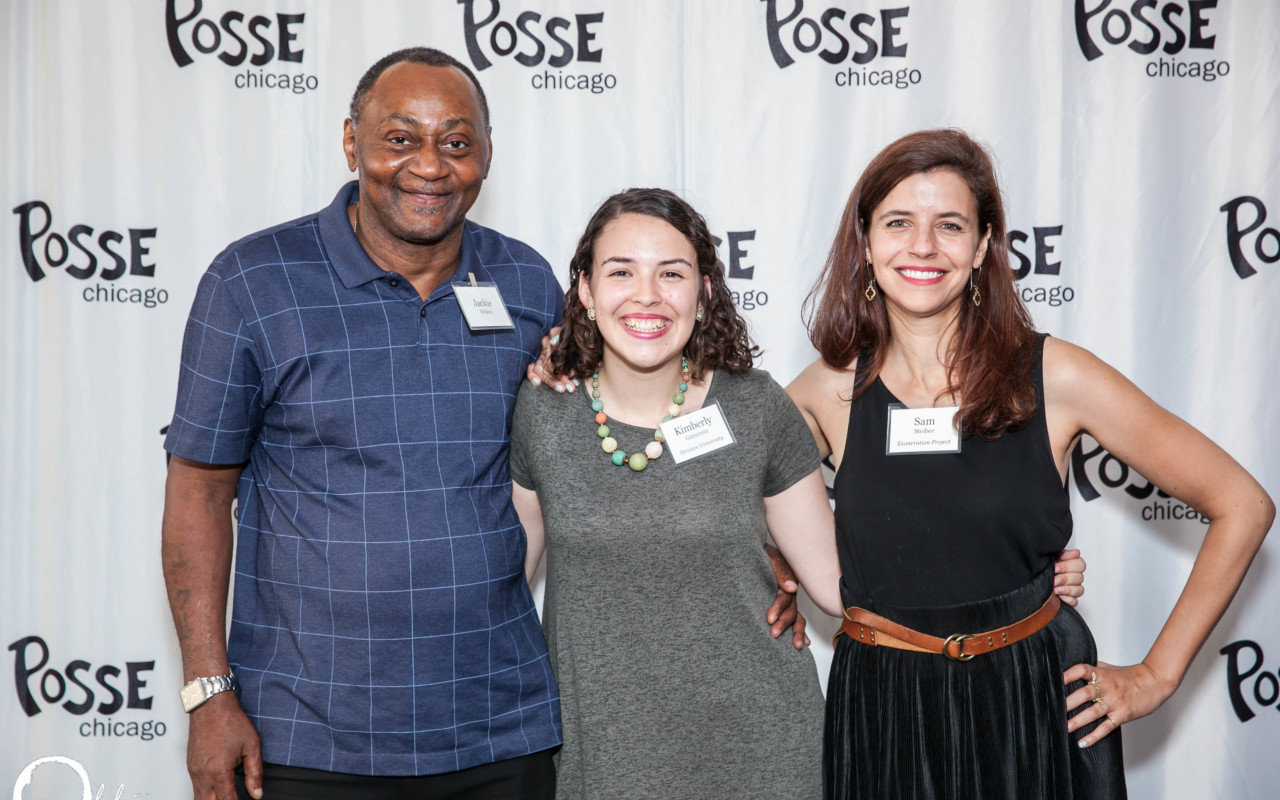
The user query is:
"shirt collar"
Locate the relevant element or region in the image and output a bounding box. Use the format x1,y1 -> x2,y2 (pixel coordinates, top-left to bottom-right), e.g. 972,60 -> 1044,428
319,181 -> 383,289
318,181 -> 491,292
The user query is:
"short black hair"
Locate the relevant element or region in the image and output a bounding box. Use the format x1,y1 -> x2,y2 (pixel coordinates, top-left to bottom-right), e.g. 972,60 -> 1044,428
349,47 -> 490,129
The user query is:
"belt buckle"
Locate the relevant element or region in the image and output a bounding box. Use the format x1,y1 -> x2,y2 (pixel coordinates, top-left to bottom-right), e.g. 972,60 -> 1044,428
941,633 -> 974,662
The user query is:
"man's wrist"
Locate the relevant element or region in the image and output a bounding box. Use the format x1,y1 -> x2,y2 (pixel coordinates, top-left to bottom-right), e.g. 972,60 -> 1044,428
180,674 -> 239,713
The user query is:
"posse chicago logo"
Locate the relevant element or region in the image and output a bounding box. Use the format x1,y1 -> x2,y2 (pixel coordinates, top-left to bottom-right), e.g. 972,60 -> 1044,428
1075,0 -> 1231,81
1220,195 -> 1279,280
459,0 -> 616,94
166,0 -> 317,94
1008,223 -> 1075,308
12,200 -> 168,309
8,635 -> 168,743
1070,436 -> 1210,525
1220,638 -> 1280,723
762,1 -> 921,89
715,228 -> 771,312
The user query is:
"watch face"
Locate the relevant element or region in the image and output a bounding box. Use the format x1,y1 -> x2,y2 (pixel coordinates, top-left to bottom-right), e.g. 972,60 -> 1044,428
180,680 -> 206,713
180,675 -> 237,712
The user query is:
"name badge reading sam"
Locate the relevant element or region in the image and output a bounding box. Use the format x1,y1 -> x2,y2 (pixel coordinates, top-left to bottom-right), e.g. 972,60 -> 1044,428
453,282 -> 514,331
660,402 -> 736,464
885,404 -> 961,455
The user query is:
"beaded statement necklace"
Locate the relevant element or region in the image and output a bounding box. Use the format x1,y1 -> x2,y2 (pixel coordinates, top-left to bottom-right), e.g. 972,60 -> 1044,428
590,358 -> 690,472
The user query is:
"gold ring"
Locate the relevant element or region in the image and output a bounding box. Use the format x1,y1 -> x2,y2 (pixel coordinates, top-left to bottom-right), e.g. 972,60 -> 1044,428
1094,697 -> 1107,712
1089,671 -> 1099,686
1093,685 -> 1102,701
1107,713 -> 1120,727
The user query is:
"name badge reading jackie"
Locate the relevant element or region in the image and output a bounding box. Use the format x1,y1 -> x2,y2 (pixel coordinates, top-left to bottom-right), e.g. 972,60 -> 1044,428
453,283 -> 514,331
885,404 -> 961,455
660,402 -> 736,464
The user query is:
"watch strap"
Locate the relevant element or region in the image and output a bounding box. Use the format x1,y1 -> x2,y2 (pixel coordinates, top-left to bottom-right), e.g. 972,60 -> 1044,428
179,673 -> 239,713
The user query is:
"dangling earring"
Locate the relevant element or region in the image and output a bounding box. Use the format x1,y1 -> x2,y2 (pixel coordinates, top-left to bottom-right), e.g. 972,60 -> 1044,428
695,305 -> 704,321
865,272 -> 877,302
970,268 -> 982,307
587,305 -> 597,321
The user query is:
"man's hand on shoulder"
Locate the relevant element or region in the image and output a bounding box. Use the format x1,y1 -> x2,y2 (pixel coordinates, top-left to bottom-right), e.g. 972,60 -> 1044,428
526,327 -> 577,392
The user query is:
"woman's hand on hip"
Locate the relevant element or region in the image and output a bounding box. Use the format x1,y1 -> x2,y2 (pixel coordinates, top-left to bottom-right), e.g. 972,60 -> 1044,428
1063,660 -> 1176,748
1052,548 -> 1086,608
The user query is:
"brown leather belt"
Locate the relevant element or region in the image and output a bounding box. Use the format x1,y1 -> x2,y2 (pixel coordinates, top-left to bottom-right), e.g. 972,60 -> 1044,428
837,593 -> 1060,662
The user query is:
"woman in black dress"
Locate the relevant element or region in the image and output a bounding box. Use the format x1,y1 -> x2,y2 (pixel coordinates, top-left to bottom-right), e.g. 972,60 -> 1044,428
787,129 -> 1273,799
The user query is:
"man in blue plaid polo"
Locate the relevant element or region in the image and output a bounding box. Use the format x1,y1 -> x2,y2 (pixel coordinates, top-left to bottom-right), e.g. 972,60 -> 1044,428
162,48 -> 562,800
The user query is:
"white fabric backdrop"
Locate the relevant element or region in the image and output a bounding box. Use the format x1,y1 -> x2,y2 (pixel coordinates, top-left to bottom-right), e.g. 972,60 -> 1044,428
4,1 -> 1278,797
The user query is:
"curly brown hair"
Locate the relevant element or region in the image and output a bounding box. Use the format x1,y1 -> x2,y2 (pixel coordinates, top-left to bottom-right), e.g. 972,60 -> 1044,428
805,129 -> 1039,439
552,188 -> 757,381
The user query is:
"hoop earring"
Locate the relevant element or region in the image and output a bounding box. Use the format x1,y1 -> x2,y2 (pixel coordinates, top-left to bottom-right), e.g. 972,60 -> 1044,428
970,269 -> 982,307
695,305 -> 704,321
865,273 -> 877,302
587,305 -> 597,321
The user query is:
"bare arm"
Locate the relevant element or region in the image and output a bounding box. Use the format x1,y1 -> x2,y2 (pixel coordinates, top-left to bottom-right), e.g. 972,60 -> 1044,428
763,470 -> 844,617
162,455 -> 263,800
163,456 -> 240,680
511,483 -> 547,584
785,362 -> 837,462
1044,339 -> 1274,746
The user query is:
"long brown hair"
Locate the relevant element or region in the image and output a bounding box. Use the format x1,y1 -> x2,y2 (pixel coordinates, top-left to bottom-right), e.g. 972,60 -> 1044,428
806,129 -> 1038,439
552,188 -> 757,381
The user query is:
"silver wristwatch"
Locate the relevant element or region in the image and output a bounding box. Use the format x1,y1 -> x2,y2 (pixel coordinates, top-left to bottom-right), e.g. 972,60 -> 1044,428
179,674 -> 239,713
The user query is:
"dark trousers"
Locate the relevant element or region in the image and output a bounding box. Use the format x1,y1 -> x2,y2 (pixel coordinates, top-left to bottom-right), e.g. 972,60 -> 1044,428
235,751 -> 556,800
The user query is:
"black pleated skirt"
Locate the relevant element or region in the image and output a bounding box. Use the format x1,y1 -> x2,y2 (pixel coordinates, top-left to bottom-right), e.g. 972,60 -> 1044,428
823,568 -> 1127,799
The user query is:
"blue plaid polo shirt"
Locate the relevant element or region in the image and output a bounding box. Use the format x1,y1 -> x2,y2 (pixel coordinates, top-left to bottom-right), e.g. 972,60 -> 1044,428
164,181 -> 563,776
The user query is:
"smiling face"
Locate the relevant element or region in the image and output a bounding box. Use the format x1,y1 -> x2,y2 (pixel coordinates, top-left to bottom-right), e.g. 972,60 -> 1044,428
578,213 -> 709,377
864,169 -> 991,320
343,62 -> 491,248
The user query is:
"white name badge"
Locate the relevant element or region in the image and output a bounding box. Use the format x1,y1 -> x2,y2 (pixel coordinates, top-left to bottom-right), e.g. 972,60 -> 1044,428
660,402 -> 736,464
453,282 -> 514,331
885,403 -> 962,455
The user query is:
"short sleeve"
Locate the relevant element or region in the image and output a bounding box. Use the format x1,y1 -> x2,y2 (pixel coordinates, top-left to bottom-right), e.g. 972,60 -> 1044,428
762,375 -> 822,497
163,268 -> 265,465
509,381 -> 538,490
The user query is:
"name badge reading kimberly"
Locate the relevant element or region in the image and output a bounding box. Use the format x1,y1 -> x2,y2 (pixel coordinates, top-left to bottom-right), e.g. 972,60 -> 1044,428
660,402 -> 736,464
885,404 -> 961,455
453,282 -> 514,331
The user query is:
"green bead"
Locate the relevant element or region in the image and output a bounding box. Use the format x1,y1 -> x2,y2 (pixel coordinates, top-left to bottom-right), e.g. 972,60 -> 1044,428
591,400 -> 604,412
679,382 -> 688,392
592,389 -> 600,398
628,453 -> 648,471
673,392 -> 685,404
662,415 -> 674,422
597,424 -> 610,438
611,451 -> 626,466
653,429 -> 664,442
591,373 -> 599,380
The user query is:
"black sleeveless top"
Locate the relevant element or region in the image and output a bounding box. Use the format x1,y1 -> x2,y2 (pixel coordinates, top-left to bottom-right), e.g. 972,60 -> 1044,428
833,335 -> 1071,608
